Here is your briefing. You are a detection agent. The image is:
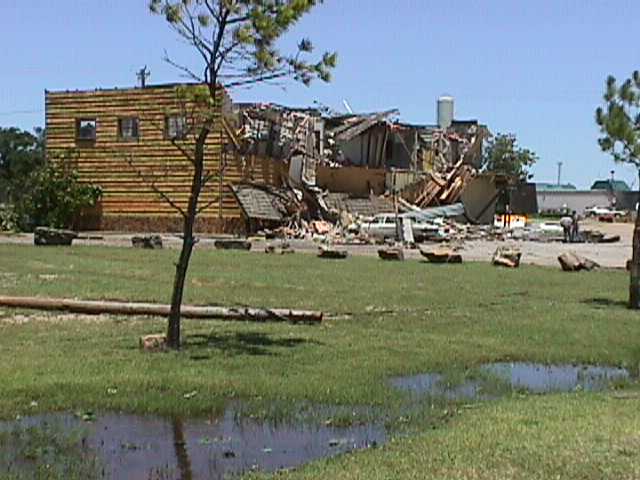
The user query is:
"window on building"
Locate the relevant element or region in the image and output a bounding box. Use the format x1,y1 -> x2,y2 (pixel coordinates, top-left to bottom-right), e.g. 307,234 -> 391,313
76,119 -> 96,141
166,115 -> 187,140
118,117 -> 139,140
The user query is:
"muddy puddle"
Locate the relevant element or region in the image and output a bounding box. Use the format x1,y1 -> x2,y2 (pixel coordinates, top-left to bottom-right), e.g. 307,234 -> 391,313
0,407 -> 386,479
391,362 -> 632,400
2,363 -> 631,478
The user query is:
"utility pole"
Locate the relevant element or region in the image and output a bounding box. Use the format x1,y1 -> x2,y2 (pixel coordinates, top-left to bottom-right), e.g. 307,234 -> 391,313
136,66 -> 150,88
557,161 -> 563,186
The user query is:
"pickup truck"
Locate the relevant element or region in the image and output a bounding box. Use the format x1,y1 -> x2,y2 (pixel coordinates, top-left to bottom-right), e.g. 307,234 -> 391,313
360,213 -> 445,242
584,206 -> 625,217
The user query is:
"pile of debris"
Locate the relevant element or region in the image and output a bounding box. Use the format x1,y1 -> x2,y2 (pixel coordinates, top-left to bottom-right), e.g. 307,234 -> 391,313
226,103 -> 489,243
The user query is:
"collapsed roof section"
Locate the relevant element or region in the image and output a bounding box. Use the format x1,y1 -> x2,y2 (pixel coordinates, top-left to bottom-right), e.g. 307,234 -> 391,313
225,103 -> 492,229
229,102 -> 488,177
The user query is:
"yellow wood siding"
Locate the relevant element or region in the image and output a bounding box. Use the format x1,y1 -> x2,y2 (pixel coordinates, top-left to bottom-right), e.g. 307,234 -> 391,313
45,84 -> 285,232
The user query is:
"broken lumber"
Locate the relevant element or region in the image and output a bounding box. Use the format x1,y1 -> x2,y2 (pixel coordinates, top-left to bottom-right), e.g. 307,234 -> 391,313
600,234 -> 621,244
378,247 -> 404,261
34,227 -> 77,246
420,248 -> 462,264
214,239 -> 252,250
318,246 -> 348,259
132,235 -> 163,249
558,252 -> 599,272
0,296 -> 322,324
140,334 -> 167,352
492,247 -> 522,268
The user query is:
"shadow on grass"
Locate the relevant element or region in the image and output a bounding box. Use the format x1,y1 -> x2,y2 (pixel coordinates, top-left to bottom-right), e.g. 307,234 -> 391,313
184,331 -> 322,358
583,297 -> 629,309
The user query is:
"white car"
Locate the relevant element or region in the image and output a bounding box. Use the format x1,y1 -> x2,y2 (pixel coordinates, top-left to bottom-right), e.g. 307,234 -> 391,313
360,213 -> 444,241
537,222 -> 564,234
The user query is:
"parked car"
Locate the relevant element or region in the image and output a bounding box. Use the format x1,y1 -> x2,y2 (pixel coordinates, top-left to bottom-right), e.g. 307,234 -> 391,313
537,221 -> 564,234
360,213 -> 445,241
584,206 -> 625,217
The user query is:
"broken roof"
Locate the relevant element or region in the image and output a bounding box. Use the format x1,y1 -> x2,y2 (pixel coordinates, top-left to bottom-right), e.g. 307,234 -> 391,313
324,193 -> 395,218
230,184 -> 290,221
327,110 -> 399,143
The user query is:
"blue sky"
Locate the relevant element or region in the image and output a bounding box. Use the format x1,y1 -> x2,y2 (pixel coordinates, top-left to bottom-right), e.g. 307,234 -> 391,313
2,0 -> 640,188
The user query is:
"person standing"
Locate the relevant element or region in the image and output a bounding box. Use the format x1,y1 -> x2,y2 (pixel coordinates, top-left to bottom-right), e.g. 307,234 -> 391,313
570,210 -> 580,242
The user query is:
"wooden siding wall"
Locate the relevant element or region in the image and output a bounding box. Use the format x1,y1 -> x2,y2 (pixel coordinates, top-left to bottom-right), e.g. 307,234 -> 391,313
46,85 -> 282,233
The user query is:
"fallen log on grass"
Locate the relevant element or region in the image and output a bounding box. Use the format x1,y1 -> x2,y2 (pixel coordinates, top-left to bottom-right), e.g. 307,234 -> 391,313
0,296 -> 322,324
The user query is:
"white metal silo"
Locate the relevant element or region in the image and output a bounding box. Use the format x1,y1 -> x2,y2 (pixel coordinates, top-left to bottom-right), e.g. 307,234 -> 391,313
437,95 -> 454,129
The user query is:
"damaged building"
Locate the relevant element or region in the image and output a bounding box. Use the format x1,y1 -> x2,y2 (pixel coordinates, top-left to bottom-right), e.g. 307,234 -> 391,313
46,83 -> 504,237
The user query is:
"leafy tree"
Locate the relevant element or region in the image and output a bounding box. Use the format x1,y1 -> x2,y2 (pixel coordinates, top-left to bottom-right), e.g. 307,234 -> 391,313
149,0 -> 336,348
596,72 -> 640,308
0,127 -> 45,202
481,133 -> 537,181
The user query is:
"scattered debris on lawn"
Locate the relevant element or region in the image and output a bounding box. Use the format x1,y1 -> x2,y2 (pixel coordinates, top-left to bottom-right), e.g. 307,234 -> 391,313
140,334 -> 167,352
131,235 -> 163,249
558,252 -> 599,272
492,246 -> 522,268
582,229 -> 621,244
318,245 -> 348,259
378,246 -> 404,261
420,247 -> 462,264
214,239 -> 252,251
34,227 -> 77,246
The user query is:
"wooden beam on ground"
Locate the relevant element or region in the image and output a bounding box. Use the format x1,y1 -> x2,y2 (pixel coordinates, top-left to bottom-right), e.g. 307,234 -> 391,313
0,296 -> 322,324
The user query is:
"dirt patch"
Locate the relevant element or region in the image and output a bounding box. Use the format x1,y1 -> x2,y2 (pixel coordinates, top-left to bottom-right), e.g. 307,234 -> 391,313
0,313 -> 118,325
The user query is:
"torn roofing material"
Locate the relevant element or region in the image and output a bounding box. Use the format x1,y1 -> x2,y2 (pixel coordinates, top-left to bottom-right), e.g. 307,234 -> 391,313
230,184 -> 289,221
329,110 -> 399,143
324,193 -> 395,218
401,202 -> 466,221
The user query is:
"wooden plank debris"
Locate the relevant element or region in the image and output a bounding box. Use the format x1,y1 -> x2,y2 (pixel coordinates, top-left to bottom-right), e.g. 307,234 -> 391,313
492,247 -> 522,268
378,247 -> 404,261
420,248 -> 462,264
214,239 -> 252,250
317,245 -> 348,259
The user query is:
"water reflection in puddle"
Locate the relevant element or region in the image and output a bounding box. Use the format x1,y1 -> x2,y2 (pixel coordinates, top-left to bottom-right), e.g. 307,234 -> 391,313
391,362 -> 632,400
1,408 -> 385,479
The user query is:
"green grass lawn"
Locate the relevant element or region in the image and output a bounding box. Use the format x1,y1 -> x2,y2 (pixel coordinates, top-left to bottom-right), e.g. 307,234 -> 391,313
1,244 -> 639,478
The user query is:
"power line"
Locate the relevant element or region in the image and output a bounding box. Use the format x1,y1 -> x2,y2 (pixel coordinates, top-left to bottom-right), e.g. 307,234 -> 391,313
0,109 -> 44,116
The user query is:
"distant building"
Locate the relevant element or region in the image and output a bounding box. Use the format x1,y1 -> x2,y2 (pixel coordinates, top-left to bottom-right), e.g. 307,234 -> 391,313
590,179 -> 630,192
536,179 -> 637,214
535,182 -> 577,192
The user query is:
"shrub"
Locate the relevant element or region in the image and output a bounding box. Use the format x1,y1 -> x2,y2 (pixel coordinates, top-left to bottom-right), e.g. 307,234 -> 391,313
12,164 -> 102,231
0,204 -> 19,232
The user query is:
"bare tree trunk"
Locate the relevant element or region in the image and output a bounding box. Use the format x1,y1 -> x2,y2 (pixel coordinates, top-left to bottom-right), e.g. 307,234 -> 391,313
630,169 -> 640,309
167,130 -> 209,349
